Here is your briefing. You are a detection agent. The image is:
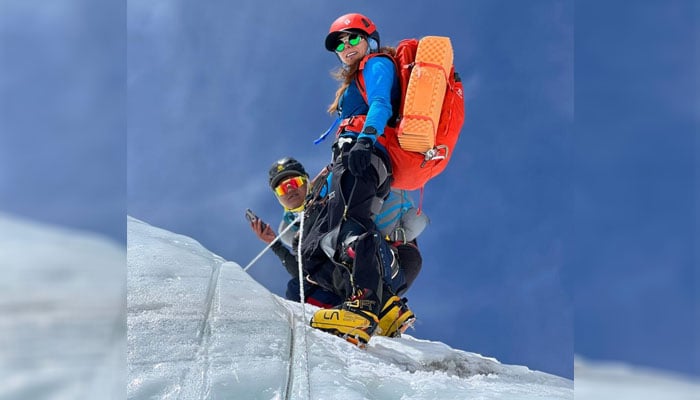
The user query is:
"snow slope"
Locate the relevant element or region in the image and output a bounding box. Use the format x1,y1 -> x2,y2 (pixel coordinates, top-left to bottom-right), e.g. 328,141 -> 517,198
0,212 -> 125,399
127,216 -> 573,399
574,357 -> 700,400
3,214 -> 694,399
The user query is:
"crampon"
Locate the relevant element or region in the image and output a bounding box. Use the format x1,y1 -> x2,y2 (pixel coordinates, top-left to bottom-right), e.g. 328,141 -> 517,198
377,296 -> 416,338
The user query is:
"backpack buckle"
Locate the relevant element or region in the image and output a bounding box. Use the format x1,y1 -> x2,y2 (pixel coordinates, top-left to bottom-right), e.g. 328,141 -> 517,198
339,116 -> 366,134
420,145 -> 449,167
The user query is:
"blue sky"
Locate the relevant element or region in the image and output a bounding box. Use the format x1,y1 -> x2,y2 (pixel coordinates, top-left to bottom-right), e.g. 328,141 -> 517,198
573,0 -> 698,376
0,1 -> 126,240
1,0 -> 697,381
126,0 -> 574,378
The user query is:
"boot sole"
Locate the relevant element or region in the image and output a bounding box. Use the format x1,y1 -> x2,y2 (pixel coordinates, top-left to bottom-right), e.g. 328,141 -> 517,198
311,326 -> 371,348
310,309 -> 378,346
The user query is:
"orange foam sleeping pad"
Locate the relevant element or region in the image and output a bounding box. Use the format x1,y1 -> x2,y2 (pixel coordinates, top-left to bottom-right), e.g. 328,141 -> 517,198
398,36 -> 454,153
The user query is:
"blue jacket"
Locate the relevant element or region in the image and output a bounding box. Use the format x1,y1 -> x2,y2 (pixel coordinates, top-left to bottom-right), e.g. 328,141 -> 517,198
339,56 -> 400,144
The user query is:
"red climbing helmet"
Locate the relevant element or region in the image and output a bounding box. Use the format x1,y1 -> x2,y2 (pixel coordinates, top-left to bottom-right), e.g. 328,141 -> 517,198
324,13 -> 380,52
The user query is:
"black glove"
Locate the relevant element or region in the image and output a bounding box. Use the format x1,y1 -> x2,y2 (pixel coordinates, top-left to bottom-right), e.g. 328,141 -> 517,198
348,137 -> 373,176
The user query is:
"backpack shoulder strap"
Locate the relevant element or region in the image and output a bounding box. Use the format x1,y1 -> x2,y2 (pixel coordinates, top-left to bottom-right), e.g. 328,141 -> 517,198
356,53 -> 398,104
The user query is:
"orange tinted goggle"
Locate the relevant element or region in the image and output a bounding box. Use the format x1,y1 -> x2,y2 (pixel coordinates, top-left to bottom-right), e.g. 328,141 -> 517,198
274,176 -> 306,196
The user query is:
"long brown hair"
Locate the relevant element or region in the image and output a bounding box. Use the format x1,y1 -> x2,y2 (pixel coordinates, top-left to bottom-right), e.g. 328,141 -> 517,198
327,46 -> 396,115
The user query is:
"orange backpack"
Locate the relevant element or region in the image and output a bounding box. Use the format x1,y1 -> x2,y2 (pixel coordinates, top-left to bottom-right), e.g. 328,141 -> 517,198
356,37 -> 466,191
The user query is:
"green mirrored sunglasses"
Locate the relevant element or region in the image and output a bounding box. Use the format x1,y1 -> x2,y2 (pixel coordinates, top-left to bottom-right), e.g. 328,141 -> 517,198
335,34 -> 363,53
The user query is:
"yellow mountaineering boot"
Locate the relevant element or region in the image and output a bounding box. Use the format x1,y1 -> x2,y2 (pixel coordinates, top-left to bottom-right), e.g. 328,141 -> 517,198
376,296 -> 415,338
310,297 -> 379,347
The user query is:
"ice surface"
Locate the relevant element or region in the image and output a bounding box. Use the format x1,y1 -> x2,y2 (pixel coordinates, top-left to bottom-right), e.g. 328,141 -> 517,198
5,213 -> 695,399
127,216 -> 573,399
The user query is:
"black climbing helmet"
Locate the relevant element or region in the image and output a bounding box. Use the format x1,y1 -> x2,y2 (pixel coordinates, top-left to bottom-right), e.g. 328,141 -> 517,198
268,157 -> 308,189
